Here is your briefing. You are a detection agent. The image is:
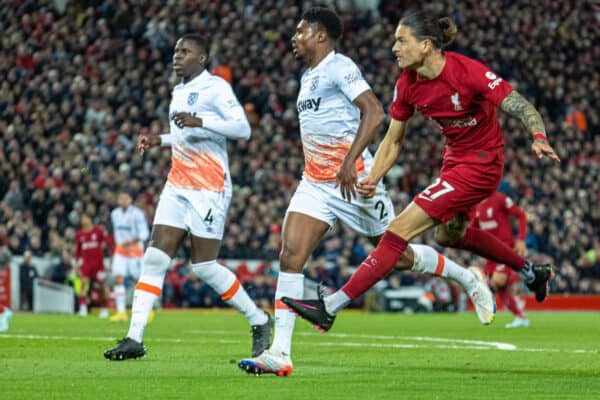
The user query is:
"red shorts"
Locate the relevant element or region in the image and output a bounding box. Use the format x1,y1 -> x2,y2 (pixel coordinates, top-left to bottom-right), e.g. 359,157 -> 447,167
485,260 -> 521,287
81,263 -> 105,280
414,154 -> 503,223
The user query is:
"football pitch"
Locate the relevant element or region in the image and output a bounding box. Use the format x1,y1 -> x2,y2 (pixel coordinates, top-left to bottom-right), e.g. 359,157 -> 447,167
1,310 -> 599,400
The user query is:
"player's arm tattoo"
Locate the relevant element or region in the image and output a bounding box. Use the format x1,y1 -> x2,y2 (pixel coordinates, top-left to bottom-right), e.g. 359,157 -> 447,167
500,91 -> 546,136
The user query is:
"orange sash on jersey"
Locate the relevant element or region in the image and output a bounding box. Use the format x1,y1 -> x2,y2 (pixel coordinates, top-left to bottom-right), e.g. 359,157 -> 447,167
167,148 -> 225,191
115,243 -> 143,258
303,140 -> 365,182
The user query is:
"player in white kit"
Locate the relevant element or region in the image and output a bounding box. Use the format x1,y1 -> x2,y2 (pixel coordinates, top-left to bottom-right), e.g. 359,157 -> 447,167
238,8 -> 494,376
104,34 -> 272,361
109,191 -> 150,322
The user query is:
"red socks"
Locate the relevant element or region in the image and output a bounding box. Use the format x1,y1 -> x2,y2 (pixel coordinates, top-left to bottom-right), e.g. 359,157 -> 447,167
457,227 -> 526,271
341,231 -> 408,300
498,289 -> 525,319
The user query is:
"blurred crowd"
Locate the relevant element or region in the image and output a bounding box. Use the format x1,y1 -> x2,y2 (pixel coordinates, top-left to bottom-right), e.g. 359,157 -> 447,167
1,0 -> 599,310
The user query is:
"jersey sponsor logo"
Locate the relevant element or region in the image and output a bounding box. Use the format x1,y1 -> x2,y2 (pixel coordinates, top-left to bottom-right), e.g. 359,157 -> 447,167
81,241 -> 99,250
479,220 -> 498,230
436,116 -> 478,128
485,71 -> 503,90
310,76 -> 319,91
450,92 -> 463,111
297,97 -> 322,113
187,92 -> 199,105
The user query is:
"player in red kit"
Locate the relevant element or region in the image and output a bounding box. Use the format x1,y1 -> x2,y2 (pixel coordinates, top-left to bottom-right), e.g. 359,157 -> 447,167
74,213 -> 109,318
283,10 -> 560,332
473,191 -> 529,328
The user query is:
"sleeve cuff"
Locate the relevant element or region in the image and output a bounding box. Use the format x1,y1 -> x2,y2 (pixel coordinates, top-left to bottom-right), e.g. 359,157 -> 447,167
160,134 -> 172,146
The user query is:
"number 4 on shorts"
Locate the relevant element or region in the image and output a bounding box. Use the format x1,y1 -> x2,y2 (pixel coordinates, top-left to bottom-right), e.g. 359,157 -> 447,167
204,209 -> 213,225
418,178 -> 455,201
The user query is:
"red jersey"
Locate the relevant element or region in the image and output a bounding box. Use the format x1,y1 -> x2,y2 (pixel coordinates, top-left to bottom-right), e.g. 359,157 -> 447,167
74,226 -> 107,268
390,52 -> 515,163
472,192 -> 526,248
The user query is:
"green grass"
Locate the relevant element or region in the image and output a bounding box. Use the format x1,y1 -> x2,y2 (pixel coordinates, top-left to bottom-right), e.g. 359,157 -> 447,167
1,310 -> 599,400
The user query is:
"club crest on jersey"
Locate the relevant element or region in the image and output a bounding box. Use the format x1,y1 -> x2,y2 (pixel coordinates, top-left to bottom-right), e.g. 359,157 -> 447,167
187,92 -> 199,105
451,92 -> 463,111
310,76 -> 319,91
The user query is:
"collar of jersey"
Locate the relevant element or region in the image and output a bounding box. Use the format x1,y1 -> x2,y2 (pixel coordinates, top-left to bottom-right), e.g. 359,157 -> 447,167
175,69 -> 209,88
308,50 -> 336,73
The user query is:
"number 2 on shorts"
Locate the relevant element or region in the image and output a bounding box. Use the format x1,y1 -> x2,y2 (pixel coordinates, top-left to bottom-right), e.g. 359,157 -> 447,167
374,200 -> 388,220
418,178 -> 455,201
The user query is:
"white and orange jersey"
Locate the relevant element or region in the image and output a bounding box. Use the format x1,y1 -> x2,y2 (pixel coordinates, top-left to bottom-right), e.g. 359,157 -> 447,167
297,51 -> 373,182
165,69 -> 250,192
110,205 -> 149,258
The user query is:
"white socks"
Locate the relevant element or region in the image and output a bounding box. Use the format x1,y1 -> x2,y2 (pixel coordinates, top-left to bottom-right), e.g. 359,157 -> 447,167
270,272 -> 304,356
114,284 -> 126,314
79,304 -> 88,317
324,290 -> 351,316
325,245 -> 474,315
411,244 -> 474,288
192,260 -> 267,326
127,247 -> 171,342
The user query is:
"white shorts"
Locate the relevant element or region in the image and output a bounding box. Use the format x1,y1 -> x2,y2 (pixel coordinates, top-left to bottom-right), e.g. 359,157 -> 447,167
286,178 -> 395,237
111,254 -> 142,280
153,183 -> 232,240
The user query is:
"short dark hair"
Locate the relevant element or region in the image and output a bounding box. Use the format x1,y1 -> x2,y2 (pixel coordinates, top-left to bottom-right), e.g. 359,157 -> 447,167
302,7 -> 342,41
180,33 -> 209,57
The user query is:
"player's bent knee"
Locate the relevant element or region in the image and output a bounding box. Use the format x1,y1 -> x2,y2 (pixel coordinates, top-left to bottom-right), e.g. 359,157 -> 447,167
141,247 -> 171,276
434,225 -> 464,247
490,273 -> 507,290
279,246 -> 305,273
395,246 -> 415,270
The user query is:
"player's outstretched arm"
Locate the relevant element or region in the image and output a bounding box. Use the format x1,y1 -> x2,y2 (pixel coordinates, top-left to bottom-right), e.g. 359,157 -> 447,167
500,91 -> 560,163
358,118 -> 407,198
336,90 -> 385,201
137,127 -> 164,155
368,118 -> 407,182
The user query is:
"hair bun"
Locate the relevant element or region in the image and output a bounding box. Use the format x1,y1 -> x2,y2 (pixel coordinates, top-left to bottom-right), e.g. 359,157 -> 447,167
438,16 -> 457,47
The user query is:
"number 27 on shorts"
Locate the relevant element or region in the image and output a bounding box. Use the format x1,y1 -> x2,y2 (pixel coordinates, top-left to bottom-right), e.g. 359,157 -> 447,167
417,178 -> 455,202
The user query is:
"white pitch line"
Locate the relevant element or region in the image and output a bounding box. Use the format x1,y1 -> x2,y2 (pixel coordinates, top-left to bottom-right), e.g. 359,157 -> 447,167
0,332 -> 596,354
183,329 -> 517,350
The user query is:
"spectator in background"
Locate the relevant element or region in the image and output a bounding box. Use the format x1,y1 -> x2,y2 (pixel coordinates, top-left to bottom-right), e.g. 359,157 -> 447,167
250,274 -> 276,310
19,250 -> 38,311
181,273 -> 209,308
2,181 -> 24,212
49,249 -> 72,285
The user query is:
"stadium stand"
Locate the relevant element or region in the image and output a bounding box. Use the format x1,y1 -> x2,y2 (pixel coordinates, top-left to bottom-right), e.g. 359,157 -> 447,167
1,0 -> 598,310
